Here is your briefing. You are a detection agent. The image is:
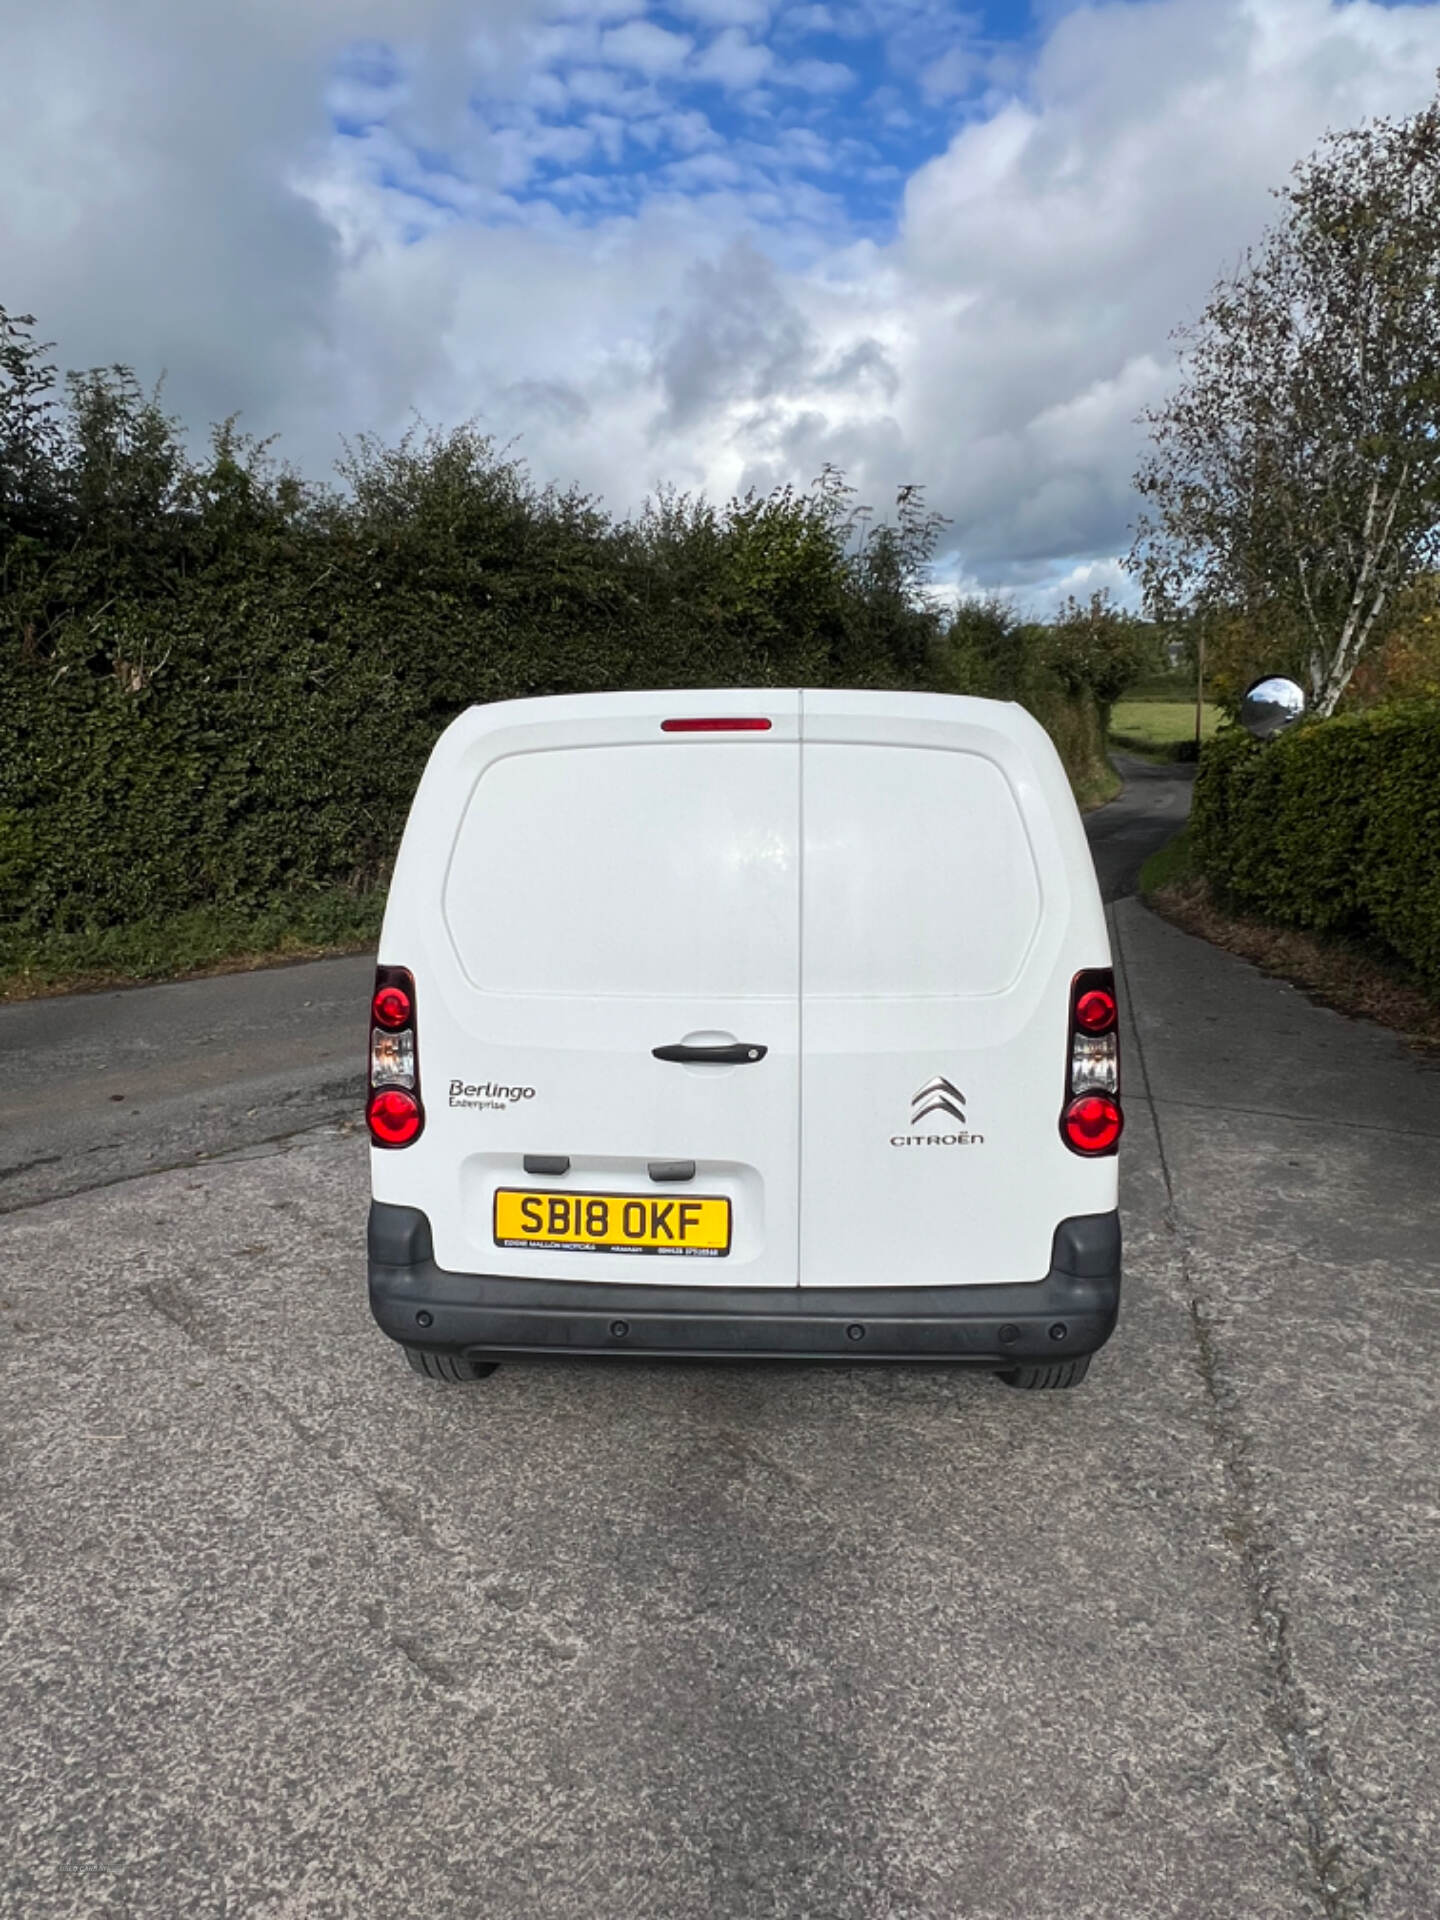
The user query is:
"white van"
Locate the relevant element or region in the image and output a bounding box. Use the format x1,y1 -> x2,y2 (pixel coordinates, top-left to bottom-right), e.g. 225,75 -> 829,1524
367,689 -> 1122,1391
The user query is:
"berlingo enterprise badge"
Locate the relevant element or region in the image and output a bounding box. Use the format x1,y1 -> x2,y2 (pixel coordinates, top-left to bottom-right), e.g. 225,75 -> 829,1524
448,1079 -> 537,1112
891,1076 -> 984,1146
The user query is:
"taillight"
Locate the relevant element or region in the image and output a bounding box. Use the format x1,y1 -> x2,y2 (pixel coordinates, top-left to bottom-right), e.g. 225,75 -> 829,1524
1074,987 -> 1116,1034
372,982 -> 412,1030
660,717 -> 773,732
1063,1094 -> 1123,1154
369,965 -> 424,1148
367,1087 -> 423,1147
1062,968 -> 1121,1155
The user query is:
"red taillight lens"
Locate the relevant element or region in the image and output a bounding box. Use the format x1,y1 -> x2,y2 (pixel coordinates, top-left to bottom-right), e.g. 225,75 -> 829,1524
1074,987 -> 1117,1034
368,1087 -> 423,1147
372,982 -> 412,1030
1062,1095 -> 1123,1154
661,717 -> 773,732
1064,968 -> 1121,1153
369,966 -> 422,1144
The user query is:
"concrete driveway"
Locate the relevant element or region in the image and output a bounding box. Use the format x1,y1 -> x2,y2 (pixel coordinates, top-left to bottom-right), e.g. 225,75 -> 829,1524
2,767 -> 1436,1918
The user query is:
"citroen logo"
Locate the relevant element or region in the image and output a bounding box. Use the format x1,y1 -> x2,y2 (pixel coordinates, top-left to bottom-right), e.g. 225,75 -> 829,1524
911,1075 -> 966,1125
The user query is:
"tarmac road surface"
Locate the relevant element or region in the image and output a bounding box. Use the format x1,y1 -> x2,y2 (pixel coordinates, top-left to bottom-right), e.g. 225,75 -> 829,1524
3,757 -> 1437,1918
1083,751 -> 1195,902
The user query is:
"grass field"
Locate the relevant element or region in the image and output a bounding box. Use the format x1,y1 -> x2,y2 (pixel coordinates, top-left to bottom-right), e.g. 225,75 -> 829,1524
1109,698 -> 1223,758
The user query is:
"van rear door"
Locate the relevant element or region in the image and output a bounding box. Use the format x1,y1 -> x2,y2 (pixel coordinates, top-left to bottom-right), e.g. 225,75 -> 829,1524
382,691 -> 801,1288
797,691 -> 1112,1290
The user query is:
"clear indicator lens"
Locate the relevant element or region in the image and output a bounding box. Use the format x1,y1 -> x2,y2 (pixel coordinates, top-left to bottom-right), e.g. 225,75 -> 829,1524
1070,1032 -> 1118,1095
371,1027 -> 415,1089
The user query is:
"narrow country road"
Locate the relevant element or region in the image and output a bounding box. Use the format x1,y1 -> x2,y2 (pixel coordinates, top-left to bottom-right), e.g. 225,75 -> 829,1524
3,757 -> 1437,1918
0,952 -> 374,1214
1084,750 -> 1195,901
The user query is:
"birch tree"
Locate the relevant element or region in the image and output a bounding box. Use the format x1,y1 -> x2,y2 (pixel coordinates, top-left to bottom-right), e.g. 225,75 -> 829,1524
1126,93 -> 1440,716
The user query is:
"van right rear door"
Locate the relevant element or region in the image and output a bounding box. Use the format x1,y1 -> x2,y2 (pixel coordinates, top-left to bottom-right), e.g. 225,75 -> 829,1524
797,691 -> 1114,1291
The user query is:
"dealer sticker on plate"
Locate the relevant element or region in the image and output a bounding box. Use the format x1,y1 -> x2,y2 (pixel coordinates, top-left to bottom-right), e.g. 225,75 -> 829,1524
494,1189 -> 731,1257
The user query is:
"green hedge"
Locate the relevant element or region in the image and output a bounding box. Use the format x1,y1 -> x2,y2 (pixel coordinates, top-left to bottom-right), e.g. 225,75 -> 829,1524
1,598 -> 1112,945
1191,703 -> 1440,991
0,321 -> 1145,965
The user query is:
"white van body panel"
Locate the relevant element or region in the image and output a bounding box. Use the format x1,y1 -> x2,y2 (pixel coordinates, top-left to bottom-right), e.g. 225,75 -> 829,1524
797,691 -> 1114,1288
374,687 -> 1114,1292
374,690 -> 802,1287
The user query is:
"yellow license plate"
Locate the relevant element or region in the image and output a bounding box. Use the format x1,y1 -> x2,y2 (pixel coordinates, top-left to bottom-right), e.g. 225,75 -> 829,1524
494,1188 -> 731,1257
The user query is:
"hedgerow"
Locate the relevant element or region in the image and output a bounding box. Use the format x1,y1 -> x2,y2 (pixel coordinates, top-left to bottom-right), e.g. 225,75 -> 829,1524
0,306 -> 1151,958
1191,705 -> 1440,992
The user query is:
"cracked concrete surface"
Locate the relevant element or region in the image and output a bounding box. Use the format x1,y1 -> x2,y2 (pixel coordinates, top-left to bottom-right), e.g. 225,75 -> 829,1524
1114,900 -> 1440,1920
2,889 -> 1438,1914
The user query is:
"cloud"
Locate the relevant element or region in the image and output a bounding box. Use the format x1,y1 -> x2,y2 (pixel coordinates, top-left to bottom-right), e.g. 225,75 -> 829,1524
669,0 -> 774,24
6,0 -> 1440,608
691,27 -> 777,88
919,43 -> 983,100
0,0 -> 541,444
876,0 -> 1440,579
556,66 -> 660,110
652,240 -> 813,431
659,150 -> 749,190
597,20 -> 695,74
657,108 -> 722,153
775,57 -> 858,93
550,0 -> 648,15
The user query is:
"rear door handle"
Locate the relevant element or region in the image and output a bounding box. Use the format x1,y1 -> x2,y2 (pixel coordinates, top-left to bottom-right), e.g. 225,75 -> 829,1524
652,1042 -> 768,1064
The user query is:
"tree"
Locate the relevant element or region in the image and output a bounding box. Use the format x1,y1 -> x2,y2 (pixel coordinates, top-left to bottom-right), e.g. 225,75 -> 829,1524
934,594 -> 1029,698
1127,89 -> 1440,716
842,480 -> 950,683
0,308 -> 64,545
1043,590 -> 1157,723
0,308 -> 71,653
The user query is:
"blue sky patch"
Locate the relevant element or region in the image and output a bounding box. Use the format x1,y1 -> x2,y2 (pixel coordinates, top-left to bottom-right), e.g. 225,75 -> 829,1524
328,1 -> 1078,244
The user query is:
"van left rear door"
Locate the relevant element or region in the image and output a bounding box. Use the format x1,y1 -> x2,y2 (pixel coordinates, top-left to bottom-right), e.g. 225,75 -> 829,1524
380,691 -> 802,1289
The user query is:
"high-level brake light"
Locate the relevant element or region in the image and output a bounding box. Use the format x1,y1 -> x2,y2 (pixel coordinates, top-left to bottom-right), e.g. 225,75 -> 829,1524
660,717 -> 773,732
368,965 -> 424,1148
1061,968 -> 1122,1155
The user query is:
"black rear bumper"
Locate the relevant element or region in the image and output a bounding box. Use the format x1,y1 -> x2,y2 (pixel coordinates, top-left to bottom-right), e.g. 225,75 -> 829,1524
367,1204 -> 1121,1367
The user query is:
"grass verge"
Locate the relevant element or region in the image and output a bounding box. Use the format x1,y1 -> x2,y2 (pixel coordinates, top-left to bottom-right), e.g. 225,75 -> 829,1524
0,888 -> 386,1000
1140,829 -> 1440,1051
1074,761 -> 1124,812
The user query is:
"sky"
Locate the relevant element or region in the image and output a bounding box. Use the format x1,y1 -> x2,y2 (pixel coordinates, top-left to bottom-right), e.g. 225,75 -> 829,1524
2,0 -> 1440,609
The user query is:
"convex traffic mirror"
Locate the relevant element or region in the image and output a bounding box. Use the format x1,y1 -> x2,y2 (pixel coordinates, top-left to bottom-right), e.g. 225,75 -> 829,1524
1239,676 -> 1306,740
